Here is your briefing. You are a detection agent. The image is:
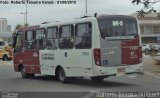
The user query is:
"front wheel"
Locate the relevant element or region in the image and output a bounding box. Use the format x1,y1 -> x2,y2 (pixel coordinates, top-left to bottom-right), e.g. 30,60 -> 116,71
91,76 -> 105,81
158,48 -> 160,53
3,55 -> 8,61
57,68 -> 68,83
145,49 -> 149,55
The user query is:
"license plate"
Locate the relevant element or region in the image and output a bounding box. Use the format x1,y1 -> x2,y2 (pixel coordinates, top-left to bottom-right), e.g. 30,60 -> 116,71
117,67 -> 126,73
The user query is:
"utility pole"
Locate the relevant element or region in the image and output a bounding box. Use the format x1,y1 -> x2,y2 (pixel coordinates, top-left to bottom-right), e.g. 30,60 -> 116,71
20,12 -> 26,26
85,0 -> 88,15
22,0 -> 29,25
25,0 -> 28,25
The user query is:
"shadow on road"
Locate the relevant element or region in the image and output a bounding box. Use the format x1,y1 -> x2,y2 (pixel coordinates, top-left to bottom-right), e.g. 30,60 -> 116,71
71,79 -> 135,88
24,75 -> 136,88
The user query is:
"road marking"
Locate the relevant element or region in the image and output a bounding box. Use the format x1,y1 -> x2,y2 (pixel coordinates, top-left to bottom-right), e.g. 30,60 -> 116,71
116,74 -> 125,76
127,75 -> 137,78
83,90 -> 98,98
1,61 -> 12,65
143,54 -> 150,58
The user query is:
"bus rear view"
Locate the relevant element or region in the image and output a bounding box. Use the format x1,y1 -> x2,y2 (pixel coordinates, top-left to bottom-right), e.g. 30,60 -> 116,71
12,15 -> 143,82
92,15 -> 143,80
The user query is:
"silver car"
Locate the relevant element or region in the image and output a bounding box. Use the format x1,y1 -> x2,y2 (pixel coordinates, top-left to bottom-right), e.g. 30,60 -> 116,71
142,44 -> 151,54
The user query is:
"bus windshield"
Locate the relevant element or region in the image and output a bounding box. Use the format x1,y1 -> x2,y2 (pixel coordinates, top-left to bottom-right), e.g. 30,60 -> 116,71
97,16 -> 138,40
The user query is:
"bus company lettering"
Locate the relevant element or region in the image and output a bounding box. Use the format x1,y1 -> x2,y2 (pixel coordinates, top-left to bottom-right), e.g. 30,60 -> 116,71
41,53 -> 54,60
82,52 -> 89,56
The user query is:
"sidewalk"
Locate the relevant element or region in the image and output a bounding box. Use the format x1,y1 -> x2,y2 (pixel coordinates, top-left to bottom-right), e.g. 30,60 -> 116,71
143,54 -> 160,79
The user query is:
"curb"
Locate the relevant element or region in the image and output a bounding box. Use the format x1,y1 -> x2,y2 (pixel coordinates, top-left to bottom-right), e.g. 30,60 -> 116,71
143,71 -> 160,80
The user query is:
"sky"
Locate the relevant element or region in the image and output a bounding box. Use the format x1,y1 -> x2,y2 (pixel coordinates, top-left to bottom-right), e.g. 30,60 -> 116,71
0,0 -> 150,31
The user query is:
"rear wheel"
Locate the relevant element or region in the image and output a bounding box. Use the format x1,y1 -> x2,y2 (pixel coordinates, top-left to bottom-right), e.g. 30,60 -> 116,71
91,76 -> 105,81
3,55 -> 8,61
57,68 -> 68,83
21,66 -> 34,78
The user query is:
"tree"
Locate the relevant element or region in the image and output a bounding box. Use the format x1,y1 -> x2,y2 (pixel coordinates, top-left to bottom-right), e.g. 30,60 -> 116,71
15,24 -> 23,30
132,0 -> 160,18
13,24 -> 23,35
24,23 -> 29,26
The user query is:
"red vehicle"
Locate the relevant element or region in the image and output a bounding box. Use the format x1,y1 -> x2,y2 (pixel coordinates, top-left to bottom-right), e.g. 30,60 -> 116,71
13,25 -> 41,77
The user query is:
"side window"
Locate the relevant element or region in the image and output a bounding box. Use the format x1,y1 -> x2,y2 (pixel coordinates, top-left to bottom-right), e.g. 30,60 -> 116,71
15,34 -> 23,49
59,25 -> 74,49
47,27 -> 58,49
75,23 -> 92,49
25,30 -> 34,49
35,29 -> 46,49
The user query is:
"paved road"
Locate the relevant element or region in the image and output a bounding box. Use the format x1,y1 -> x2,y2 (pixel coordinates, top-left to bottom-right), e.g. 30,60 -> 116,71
0,60 -> 160,98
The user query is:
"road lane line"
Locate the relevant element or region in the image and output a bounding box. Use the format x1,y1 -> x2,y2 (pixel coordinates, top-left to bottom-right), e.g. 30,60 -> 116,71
83,90 -> 98,98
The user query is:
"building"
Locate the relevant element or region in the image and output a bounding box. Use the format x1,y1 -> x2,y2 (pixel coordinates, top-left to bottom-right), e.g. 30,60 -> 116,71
0,18 -> 8,32
0,18 -> 13,43
132,13 -> 160,44
7,25 -> 11,32
0,32 -> 13,43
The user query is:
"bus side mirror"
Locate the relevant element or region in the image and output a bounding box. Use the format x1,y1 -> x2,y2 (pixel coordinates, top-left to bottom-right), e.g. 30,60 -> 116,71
12,35 -> 17,48
12,42 -> 16,48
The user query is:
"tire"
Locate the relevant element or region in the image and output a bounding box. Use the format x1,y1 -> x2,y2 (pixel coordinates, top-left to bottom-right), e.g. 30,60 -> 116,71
3,55 -> 8,61
57,68 -> 68,83
158,48 -> 160,53
145,49 -> 149,55
28,74 -> 35,77
91,76 -> 105,81
21,66 -> 33,78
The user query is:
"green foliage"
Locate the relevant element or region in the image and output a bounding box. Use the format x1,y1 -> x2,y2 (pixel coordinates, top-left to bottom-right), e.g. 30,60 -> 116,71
132,0 -> 160,17
15,24 -> 23,30
13,24 -> 23,35
24,23 -> 29,26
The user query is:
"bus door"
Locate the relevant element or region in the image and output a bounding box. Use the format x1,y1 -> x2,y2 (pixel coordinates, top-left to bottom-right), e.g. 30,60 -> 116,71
13,32 -> 24,72
23,30 -> 40,74
33,29 -> 46,73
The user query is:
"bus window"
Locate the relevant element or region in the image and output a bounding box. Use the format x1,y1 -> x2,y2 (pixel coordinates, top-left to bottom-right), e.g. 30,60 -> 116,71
59,25 -> 74,49
97,16 -> 138,39
14,32 -> 23,53
75,23 -> 92,49
25,30 -> 34,49
35,29 -> 45,49
47,27 -> 58,49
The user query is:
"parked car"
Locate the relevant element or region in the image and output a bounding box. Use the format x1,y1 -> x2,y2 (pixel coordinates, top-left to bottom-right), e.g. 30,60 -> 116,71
0,40 -> 12,61
142,44 -> 151,54
150,43 -> 160,52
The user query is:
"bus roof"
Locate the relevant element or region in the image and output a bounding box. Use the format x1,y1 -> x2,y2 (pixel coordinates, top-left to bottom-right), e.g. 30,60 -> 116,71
17,15 -> 136,31
40,16 -> 97,28
17,25 -> 40,31
39,15 -> 136,28
97,15 -> 136,20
